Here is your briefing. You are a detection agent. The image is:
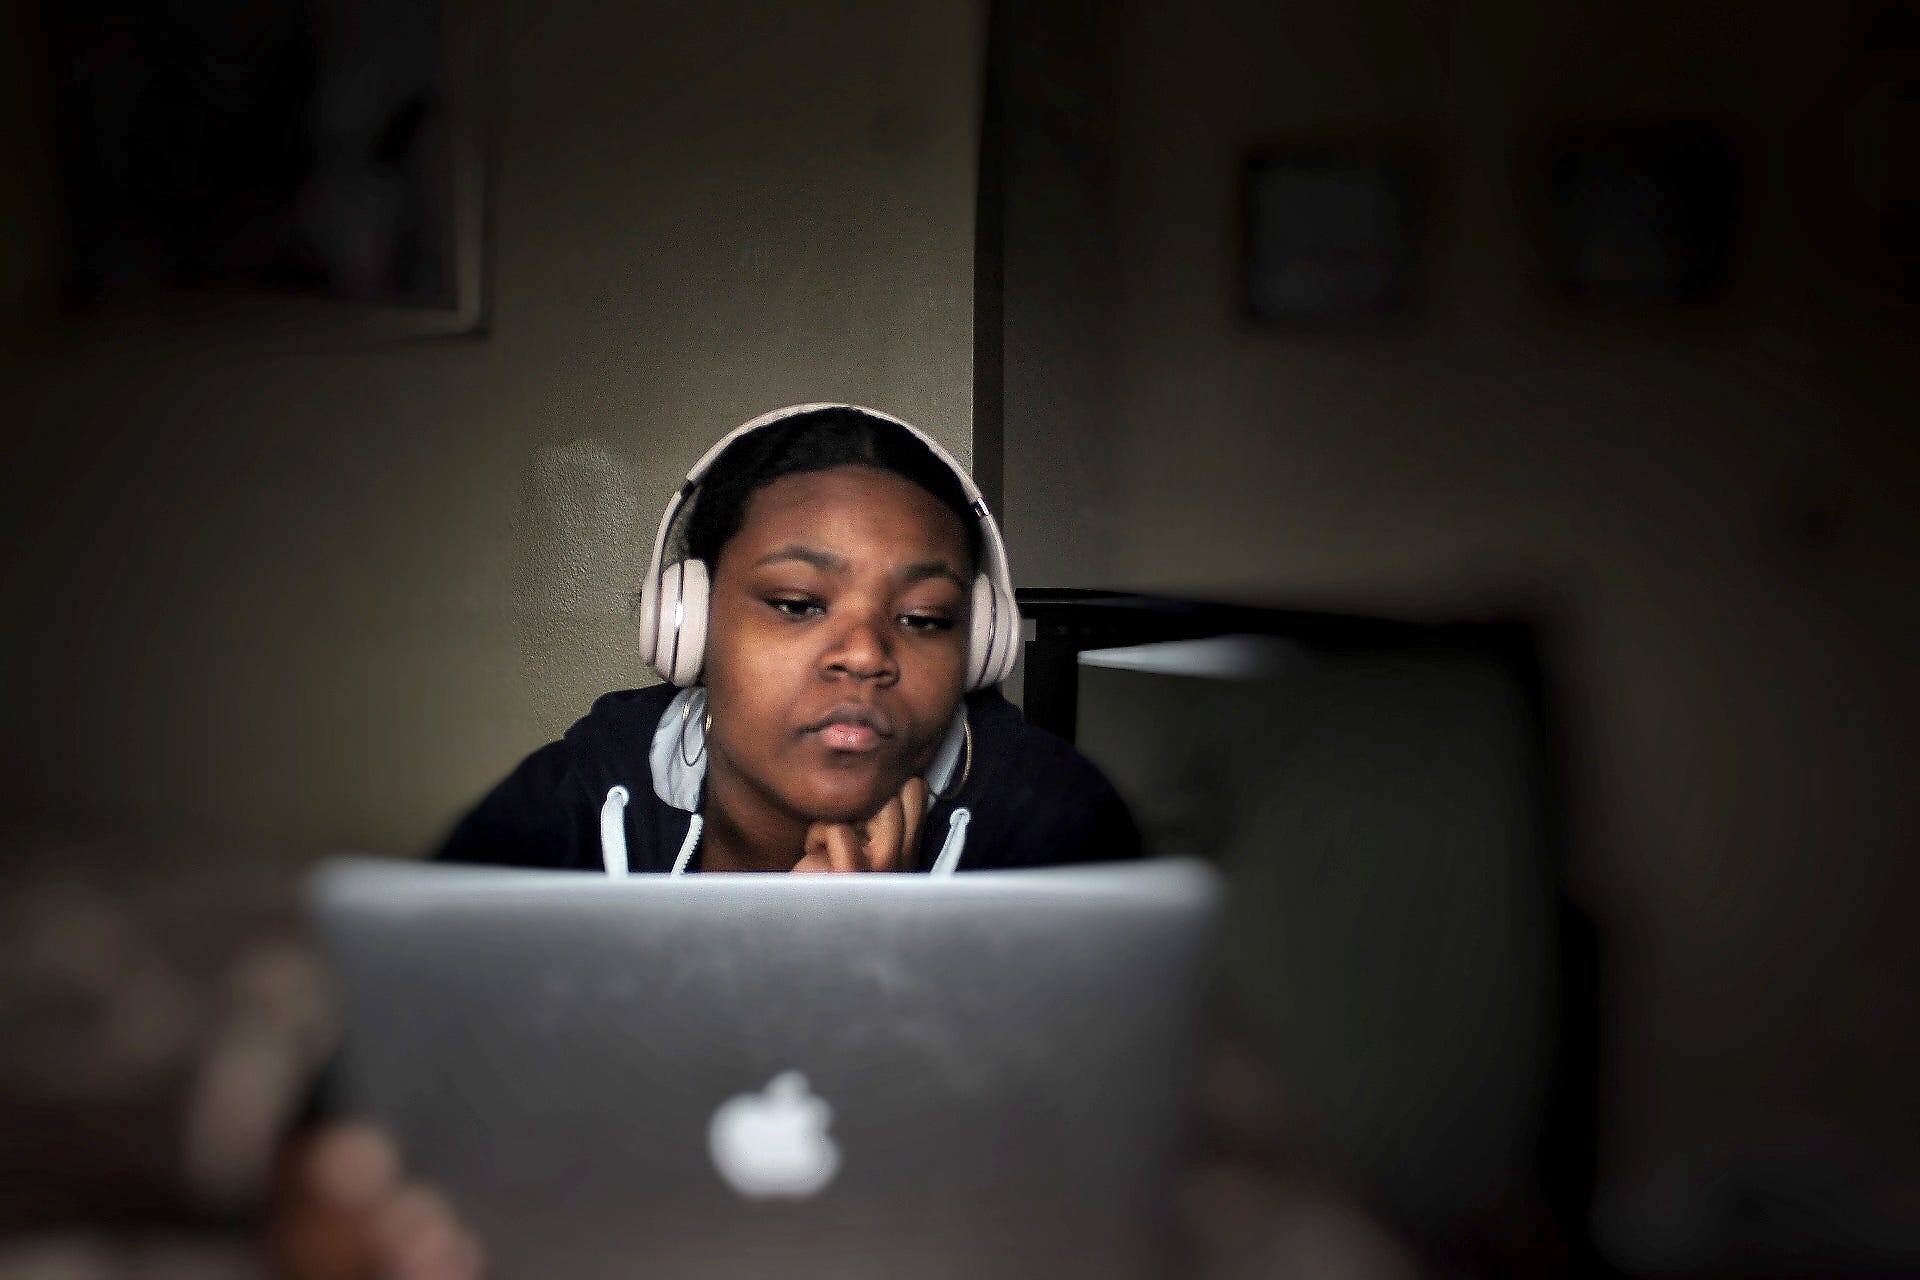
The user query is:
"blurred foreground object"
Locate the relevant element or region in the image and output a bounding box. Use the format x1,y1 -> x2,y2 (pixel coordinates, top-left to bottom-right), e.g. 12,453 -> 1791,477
0,841 -> 325,1266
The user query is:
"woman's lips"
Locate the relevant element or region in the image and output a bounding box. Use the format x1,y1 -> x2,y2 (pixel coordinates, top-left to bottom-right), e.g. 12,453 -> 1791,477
803,704 -> 892,753
816,722 -> 881,751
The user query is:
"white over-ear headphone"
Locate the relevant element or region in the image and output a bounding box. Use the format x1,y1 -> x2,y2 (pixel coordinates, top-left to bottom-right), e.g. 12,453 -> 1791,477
636,403 -> 1020,690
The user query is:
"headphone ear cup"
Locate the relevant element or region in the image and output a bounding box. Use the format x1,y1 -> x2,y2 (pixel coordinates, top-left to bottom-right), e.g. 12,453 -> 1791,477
989,576 -> 1020,687
636,569 -> 665,674
638,558 -> 711,686
665,558 -> 710,686
967,573 -> 1018,691
967,574 -> 994,690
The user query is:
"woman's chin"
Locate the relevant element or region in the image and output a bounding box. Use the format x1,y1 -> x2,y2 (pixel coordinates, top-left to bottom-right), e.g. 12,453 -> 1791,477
792,774 -> 900,825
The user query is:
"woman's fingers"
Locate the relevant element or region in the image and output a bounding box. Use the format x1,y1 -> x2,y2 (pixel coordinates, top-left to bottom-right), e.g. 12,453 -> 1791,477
790,847 -> 833,873
795,826 -> 833,872
899,776 -> 927,868
797,774 -> 930,874
797,825 -> 830,872
796,823 -> 852,872
864,792 -> 905,871
814,822 -> 862,872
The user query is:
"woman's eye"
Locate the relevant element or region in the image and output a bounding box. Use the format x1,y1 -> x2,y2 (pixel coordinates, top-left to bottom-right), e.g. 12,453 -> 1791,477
767,597 -> 824,619
899,613 -> 955,634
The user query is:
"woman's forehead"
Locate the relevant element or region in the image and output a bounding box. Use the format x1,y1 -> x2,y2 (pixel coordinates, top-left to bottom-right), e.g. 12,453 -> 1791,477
725,465 -> 972,565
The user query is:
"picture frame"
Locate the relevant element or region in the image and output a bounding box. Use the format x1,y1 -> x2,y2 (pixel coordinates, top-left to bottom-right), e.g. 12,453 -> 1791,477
1241,148 -> 1420,327
51,0 -> 496,339
1542,119 -> 1742,304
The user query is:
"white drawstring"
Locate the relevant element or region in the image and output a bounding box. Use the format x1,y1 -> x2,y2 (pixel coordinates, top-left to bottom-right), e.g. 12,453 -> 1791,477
599,786 -> 630,877
928,807 -> 971,876
670,814 -> 703,876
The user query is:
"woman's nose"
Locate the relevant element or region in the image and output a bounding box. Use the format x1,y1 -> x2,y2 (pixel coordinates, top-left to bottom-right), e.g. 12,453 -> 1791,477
824,612 -> 896,682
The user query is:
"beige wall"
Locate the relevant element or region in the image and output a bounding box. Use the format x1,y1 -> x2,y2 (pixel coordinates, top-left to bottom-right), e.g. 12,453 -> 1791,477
1,0 -> 985,858
1005,0 -> 1919,1185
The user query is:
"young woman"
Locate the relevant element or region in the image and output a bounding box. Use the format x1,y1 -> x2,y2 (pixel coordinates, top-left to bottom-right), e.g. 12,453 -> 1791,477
440,403 -> 1138,877
270,404 -> 1141,1279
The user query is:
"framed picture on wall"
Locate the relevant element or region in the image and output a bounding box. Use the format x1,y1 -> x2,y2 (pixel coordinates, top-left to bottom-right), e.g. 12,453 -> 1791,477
1542,119 -> 1742,303
51,0 -> 495,338
1241,148 -> 1419,326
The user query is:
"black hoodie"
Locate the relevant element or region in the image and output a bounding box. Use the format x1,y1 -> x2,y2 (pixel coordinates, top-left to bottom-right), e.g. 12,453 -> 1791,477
436,683 -> 1141,872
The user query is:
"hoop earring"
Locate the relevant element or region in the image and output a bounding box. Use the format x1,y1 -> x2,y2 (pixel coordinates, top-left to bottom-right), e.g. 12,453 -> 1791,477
680,702 -> 710,768
933,711 -> 972,802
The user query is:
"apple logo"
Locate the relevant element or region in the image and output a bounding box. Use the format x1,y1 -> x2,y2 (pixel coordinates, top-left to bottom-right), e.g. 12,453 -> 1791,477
707,1071 -> 841,1199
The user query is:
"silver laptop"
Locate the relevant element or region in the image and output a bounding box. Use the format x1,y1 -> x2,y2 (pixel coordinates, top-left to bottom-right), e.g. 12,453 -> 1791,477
308,857 -> 1221,1280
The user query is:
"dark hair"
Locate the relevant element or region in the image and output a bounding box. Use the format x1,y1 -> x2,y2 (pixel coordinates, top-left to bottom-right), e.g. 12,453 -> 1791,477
681,408 -> 982,571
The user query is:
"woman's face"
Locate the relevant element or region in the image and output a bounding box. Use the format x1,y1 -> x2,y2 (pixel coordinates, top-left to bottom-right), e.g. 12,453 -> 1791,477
702,464 -> 973,826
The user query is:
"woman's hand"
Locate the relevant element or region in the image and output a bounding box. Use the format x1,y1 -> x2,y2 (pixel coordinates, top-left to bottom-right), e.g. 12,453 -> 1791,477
266,1122 -> 486,1280
794,775 -> 927,872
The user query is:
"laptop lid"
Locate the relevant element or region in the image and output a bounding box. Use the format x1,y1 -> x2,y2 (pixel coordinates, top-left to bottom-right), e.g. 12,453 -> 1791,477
309,857 -> 1220,1280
